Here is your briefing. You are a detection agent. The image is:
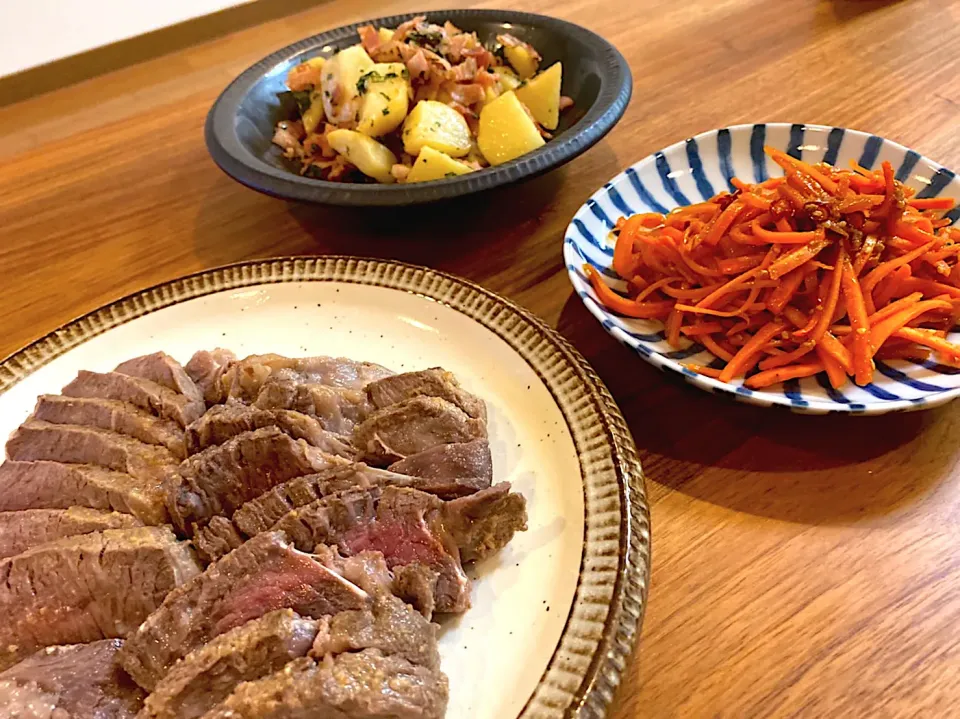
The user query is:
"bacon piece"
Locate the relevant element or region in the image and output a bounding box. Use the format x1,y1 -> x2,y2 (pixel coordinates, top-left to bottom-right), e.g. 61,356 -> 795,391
358,25 -> 381,53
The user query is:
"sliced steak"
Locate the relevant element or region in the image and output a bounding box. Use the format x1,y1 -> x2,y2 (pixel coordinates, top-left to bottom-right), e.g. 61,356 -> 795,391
139,609 -> 318,719
311,593 -> 440,670
0,507 -> 142,560
33,395 -> 186,459
252,380 -> 374,434
0,527 -> 201,671
392,564 -> 440,619
337,486 -> 471,614
115,352 -> 204,404
6,421 -> 178,487
352,396 -> 486,465
165,426 -> 349,535
0,461 -> 169,525
185,349 -> 237,406
193,516 -> 244,564
387,439 -> 493,493
200,651 -> 447,719
272,487 -> 380,553
0,639 -> 145,718
443,482 -> 528,563
185,404 -> 355,458
62,370 -> 204,427
221,354 -> 394,401
119,531 -> 369,690
367,367 -> 487,422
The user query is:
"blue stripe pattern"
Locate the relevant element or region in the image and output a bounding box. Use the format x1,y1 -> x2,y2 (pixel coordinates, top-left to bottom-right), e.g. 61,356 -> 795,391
685,139 -> 715,200
750,124 -> 768,182
915,167 -> 956,199
716,129 -> 736,191
654,152 -> 690,206
787,124 -> 805,159
565,123 -> 960,415
822,127 -> 844,165
857,135 -> 883,169
624,167 -> 668,214
895,150 -> 920,183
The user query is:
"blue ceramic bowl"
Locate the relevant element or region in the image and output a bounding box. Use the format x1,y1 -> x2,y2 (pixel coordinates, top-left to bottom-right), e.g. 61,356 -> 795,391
565,123 -> 960,415
205,9 -> 631,206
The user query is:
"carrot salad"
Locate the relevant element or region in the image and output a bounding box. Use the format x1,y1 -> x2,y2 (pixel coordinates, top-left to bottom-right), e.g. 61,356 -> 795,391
584,147 -> 960,389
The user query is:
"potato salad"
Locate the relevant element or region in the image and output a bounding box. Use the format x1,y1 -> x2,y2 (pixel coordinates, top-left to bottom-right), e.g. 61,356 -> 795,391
271,16 -> 573,184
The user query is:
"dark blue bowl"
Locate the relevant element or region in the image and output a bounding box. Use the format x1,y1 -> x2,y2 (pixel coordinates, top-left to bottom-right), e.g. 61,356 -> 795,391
205,9 -> 632,206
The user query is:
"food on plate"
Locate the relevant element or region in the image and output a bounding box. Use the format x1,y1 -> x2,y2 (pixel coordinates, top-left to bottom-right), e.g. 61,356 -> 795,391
585,147 -> 960,389
271,16 -> 573,183
0,350 -> 527,717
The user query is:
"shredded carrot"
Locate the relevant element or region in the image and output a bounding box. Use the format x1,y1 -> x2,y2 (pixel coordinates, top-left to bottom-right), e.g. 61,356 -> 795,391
586,149 -> 959,390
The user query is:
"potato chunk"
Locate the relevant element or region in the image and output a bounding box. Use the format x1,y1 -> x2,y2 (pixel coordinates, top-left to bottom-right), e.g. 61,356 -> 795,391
378,27 -> 395,44
321,44 -> 374,124
515,62 -> 562,130
405,146 -> 474,183
477,91 -> 545,166
357,63 -> 410,137
401,101 -> 472,158
504,45 -> 539,79
326,129 -> 397,183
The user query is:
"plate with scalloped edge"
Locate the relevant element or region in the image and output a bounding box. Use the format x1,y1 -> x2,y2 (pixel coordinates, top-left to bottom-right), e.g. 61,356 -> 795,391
564,122 -> 960,415
0,257 -> 649,718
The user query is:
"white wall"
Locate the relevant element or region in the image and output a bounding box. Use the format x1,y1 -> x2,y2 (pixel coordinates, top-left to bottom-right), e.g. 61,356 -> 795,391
0,0 -> 253,77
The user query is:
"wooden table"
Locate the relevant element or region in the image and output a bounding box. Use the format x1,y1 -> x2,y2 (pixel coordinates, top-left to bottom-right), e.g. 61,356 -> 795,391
2,0 -> 959,716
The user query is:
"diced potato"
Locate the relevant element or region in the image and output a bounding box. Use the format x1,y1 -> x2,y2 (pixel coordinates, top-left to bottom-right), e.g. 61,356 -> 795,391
357,63 -> 410,137
405,146 -> 474,183
337,44 -> 375,90
401,101 -> 472,158
515,62 -> 562,130
477,91 -> 545,166
301,90 -> 326,134
326,129 -> 397,183
304,56 -> 326,71
504,45 -> 539,79
378,27 -> 395,44
321,44 -> 375,123
497,67 -> 522,92
482,86 -> 500,106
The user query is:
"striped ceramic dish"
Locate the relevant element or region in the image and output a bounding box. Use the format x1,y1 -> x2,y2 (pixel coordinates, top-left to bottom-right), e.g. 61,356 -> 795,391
564,123 -> 960,415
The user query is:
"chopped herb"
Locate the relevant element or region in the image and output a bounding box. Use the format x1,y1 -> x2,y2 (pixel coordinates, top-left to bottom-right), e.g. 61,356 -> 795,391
433,121 -> 441,128
406,29 -> 443,48
326,73 -> 334,80
356,70 -> 387,94
381,107 -> 390,116
380,91 -> 390,100
291,90 -> 313,114
444,172 -> 458,177
384,72 -> 398,80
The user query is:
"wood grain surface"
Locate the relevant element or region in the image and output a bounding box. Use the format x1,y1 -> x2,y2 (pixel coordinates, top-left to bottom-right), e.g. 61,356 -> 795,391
2,0 -> 960,716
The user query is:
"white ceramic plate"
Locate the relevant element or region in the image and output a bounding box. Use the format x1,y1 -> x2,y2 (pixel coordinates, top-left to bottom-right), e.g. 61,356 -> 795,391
565,123 -> 960,415
0,257 -> 649,718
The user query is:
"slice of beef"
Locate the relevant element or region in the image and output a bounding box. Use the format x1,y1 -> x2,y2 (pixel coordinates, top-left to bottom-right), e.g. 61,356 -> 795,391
337,486 -> 471,614
114,352 -> 205,407
62,370 -> 204,427
311,593 -> 440,670
0,639 -> 145,718
0,527 -> 201,671
139,609 -> 318,719
443,482 -> 528,563
272,487 -> 380,554
220,354 -> 394,402
0,507 -> 141,560
193,516 -> 244,564
366,367 -> 487,422
200,651 -> 447,719
185,404 -> 355,458
119,531 -> 369,690
5,421 -> 178,487
387,439 -> 493,492
0,461 -> 169,525
185,349 -> 237,406
392,563 -> 440,619
352,396 -> 486,465
33,394 -> 186,459
252,380 -> 374,434
165,426 -> 349,535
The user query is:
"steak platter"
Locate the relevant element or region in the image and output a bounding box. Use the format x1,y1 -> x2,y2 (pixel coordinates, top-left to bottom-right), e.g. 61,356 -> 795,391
0,351 -> 528,718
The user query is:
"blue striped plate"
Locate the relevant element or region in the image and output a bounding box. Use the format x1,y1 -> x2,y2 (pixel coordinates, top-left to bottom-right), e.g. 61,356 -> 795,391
564,123 -> 960,415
